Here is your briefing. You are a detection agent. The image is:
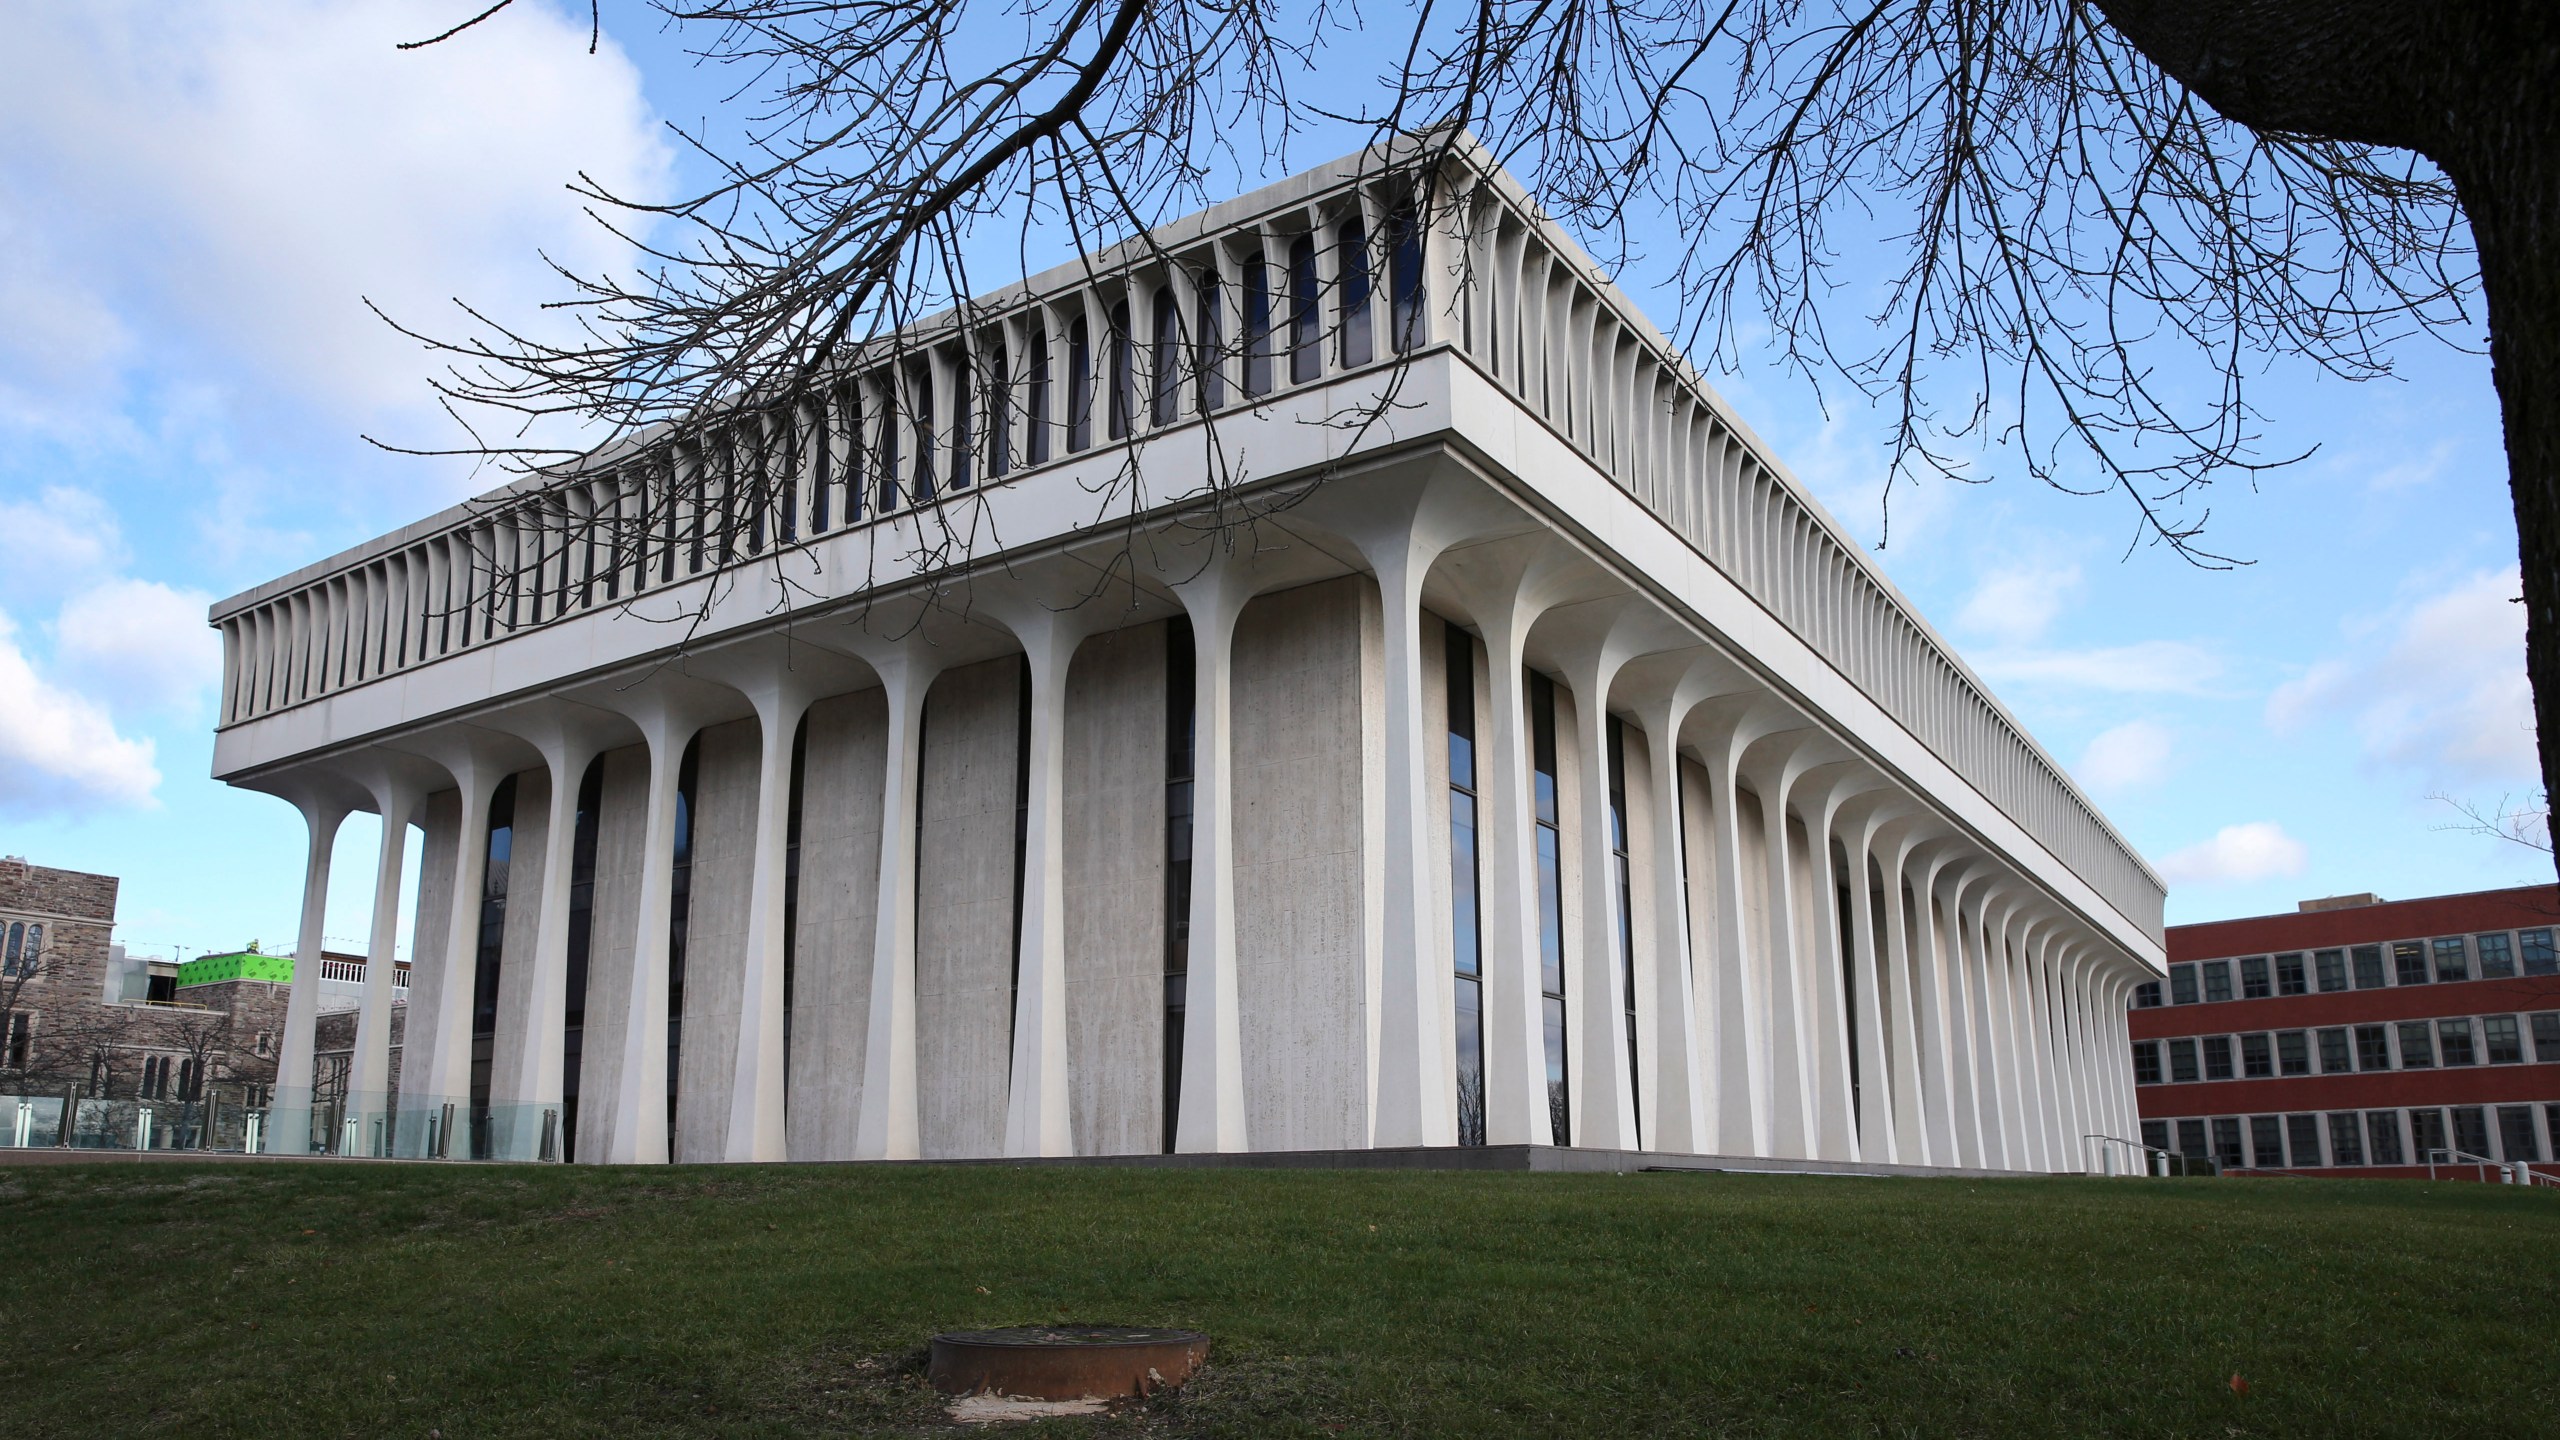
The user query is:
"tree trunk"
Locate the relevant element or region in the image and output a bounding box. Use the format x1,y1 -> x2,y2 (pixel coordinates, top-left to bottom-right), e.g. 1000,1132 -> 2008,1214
2094,2 -> 2560,876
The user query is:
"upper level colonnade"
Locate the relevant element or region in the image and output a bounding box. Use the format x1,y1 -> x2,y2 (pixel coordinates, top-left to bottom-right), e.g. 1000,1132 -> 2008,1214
208,134 -> 2165,1168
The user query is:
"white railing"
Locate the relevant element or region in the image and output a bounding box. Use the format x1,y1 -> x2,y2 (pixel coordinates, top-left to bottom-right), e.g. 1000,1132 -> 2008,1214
316,957 -> 411,992
2084,1132 -> 2175,1177
207,137 -> 2163,936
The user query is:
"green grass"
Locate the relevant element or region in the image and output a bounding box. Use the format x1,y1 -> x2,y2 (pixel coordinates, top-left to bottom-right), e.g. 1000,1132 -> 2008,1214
1,1161 -> 2552,1437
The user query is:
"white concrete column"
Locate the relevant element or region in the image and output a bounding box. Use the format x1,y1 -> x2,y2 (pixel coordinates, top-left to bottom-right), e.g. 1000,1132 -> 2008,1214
854,654 -> 939,1161
1635,696 -> 1707,1155
2057,947 -> 2094,1169
1909,847 -> 1965,1166
1745,742 -> 1820,1159
1836,797 -> 1903,1164
1558,642 -> 1638,1151
2104,974 -> 2138,1145
1796,768 -> 1870,1162
1996,909 -> 2039,1170
502,727 -> 602,1160
605,701 -> 704,1165
1001,611 -> 1092,1158
2043,943 -> 2085,1172
348,780 -> 423,1137
1963,888 -> 2011,1171
1873,824 -> 1934,1165
416,759 -> 500,1112
1692,697 -> 1784,1157
1170,559 -> 1251,1153
1938,866 -> 1990,1168
1364,526 -> 1456,1149
725,681 -> 817,1163
2029,929 -> 2068,1169
276,798 -> 347,1129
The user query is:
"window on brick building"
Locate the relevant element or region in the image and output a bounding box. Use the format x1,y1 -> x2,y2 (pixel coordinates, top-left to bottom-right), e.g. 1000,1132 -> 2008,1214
2315,1027 -> 2351,1074
2397,1021 -> 2435,1067
2411,1108 -> 2448,1160
2524,929 -> 2557,976
2533,1012 -> 2560,1062
2240,955 -> 2271,999
2314,949 -> 2348,993
2277,1030 -> 2310,1076
2133,981 -> 2162,1008
2202,960 -> 2233,1002
2355,1025 -> 2392,1071
2287,1113 -> 2324,1166
2249,1115 -> 2285,1167
255,1031 -> 273,1058
2353,945 -> 2386,989
2367,1111 -> 2407,1165
2498,1105 -> 2543,1162
2203,1035 -> 2234,1081
2176,1118 -> 2208,1162
2327,1112 -> 2366,1166
2168,1037 -> 2199,1083
2394,941 -> 2429,985
2240,1032 -> 2272,1078
2276,952 -> 2308,995
2212,1118 -> 2245,1170
2483,1015 -> 2523,1065
2452,1106 -> 2492,1158
2438,1017 -> 2477,1066
2169,963 -> 2197,1005
2132,1041 -> 2161,1085
2140,1118 -> 2168,1153
2432,936 -> 2470,982
2477,932 -> 2516,978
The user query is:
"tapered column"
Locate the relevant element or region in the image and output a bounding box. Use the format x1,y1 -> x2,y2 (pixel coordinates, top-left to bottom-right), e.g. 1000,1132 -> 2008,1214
348,782 -> 422,1146
503,732 -> 600,1160
2044,945 -> 2085,1171
1754,763 -> 1815,1157
854,655 -> 938,1161
1997,911 -> 2038,1170
275,799 -> 346,1148
1560,646 -> 1637,1151
1910,850 -> 1964,1165
1963,890 -> 2009,1170
1875,828 -> 1932,1165
1171,561 -> 1250,1153
1838,801 -> 1901,1164
1939,869 -> 1989,1168
416,762 -> 498,1114
726,683 -> 816,1162
2104,976 -> 2137,1144
1366,528 -> 1455,1149
1001,614 -> 1089,1158
1637,702 -> 1707,1155
1694,702 -> 1779,1157
2029,933 -> 2068,1169
606,702 -> 702,1165
1798,772 -> 1867,1162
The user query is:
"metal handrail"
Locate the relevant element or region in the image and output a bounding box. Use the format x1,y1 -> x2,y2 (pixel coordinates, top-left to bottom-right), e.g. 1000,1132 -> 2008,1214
2425,1147 -> 2504,1183
2083,1133 -> 2176,1177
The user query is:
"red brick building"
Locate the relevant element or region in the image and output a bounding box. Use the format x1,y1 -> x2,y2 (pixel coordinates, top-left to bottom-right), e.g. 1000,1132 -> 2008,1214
2131,885 -> 2560,1178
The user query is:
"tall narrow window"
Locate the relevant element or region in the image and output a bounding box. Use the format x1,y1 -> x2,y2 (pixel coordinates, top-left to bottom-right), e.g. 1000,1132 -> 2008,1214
2478,932 -> 2515,977
1530,670 -> 1569,1145
874,378 -> 901,515
1108,299 -> 1134,440
1027,326 -> 1054,464
560,756 -> 603,1164
909,365 -> 938,504
1337,217 -> 1373,367
1163,617 -> 1196,1153
839,384 -> 867,528
1243,259 -> 1274,397
1605,715 -> 1639,1133
1446,622 -> 1486,1147
1194,266 -> 1226,412
667,738 -> 700,1161
1389,205 -> 1425,351
467,776 -> 518,1158
947,353 -> 972,490
1066,317 -> 1093,452
1151,285 -> 1181,426
1009,657 -> 1032,1057
808,393 -> 833,534
1289,235 -> 1320,383
986,344 -> 1012,480
784,718 -> 805,1103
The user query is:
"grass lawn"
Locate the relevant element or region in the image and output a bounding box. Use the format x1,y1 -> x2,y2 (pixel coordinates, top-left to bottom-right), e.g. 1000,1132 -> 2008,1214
1,1161 -> 2553,1437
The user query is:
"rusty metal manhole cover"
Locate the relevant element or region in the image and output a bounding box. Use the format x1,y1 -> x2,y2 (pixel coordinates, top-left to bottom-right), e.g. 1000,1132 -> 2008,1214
927,1325 -> 1210,1401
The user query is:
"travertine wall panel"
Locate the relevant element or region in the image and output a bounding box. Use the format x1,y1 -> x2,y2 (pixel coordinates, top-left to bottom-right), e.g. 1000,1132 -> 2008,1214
1062,623 -> 1166,1157
789,687 -> 886,1160
1232,575 -> 1372,1152
915,657 -> 1022,1160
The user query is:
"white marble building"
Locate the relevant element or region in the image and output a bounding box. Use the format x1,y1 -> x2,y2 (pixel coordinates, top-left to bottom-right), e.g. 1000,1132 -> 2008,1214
208,137 -> 2165,1171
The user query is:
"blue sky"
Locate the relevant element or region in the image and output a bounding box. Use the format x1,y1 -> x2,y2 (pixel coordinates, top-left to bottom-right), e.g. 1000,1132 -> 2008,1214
0,2 -> 2543,965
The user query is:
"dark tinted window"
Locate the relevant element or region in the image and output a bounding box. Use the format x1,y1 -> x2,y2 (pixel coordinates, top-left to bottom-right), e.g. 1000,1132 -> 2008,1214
2240,955 -> 2270,999
2432,936 -> 2469,982
2212,1118 -> 2245,1170
2318,1027 -> 2352,1074
2523,929 -> 2557,975
2203,1035 -> 2234,1081
2477,932 -> 2515,978
2287,1114 -> 2324,1166
2133,981 -> 2162,1008
2170,963 -> 2197,1005
2277,1030 -> 2310,1076
2484,1015 -> 2522,1064
2352,945 -> 2386,988
2240,1032 -> 2272,1078
2276,952 -> 2307,996
2314,949 -> 2348,992
2168,1038 -> 2199,1083
2453,1106 -> 2491,1157
2397,1021 -> 2435,1067
2498,1105 -> 2542,1162
2202,960 -> 2233,1002
2249,1115 -> 2285,1167
2367,1111 -> 2406,1165
2394,941 -> 2429,986
2132,1041 -> 2161,1085
2355,1025 -> 2392,1070
2533,1011 -> 2560,1062
2327,1112 -> 2365,1167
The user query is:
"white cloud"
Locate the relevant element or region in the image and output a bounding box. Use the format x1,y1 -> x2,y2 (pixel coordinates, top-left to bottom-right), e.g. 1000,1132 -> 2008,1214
0,485 -> 125,605
2075,719 -> 2173,794
1956,559 -> 2081,645
2364,438 -> 2459,493
0,610 -> 159,815
1971,640 -> 2223,695
54,578 -> 222,715
0,0 -> 670,442
2265,566 -> 2533,786
2155,822 -> 2307,887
